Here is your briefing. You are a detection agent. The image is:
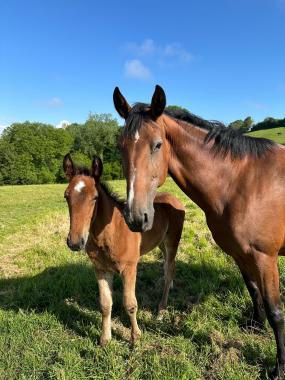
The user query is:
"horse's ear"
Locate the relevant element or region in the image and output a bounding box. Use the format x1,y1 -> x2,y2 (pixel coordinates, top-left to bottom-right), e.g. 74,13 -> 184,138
92,155 -> 103,180
63,153 -> 75,180
150,85 -> 166,119
113,87 -> 131,119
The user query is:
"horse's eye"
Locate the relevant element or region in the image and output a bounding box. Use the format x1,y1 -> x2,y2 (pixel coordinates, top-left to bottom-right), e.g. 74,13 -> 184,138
152,141 -> 163,152
93,195 -> 98,201
64,193 -> 69,199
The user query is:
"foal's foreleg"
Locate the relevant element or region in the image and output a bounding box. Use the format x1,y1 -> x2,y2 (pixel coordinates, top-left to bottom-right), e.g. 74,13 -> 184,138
95,269 -> 114,347
121,264 -> 141,343
158,242 -> 176,313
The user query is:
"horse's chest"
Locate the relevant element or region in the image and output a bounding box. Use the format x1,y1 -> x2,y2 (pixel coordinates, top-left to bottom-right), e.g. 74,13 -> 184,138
86,236 -> 121,272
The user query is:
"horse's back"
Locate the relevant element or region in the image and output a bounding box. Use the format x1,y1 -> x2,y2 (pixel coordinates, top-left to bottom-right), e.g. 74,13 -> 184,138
154,192 -> 185,212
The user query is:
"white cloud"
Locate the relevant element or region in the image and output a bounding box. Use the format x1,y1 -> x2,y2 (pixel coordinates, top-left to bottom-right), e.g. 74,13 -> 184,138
0,125 -> 7,134
163,43 -> 193,62
56,120 -> 71,129
126,39 -> 155,56
125,39 -> 194,63
47,97 -> 63,108
124,59 -> 151,80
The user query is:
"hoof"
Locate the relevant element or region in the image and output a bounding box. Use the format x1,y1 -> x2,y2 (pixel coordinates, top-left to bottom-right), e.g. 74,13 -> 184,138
269,363 -> 285,379
100,336 -> 111,347
131,329 -> 142,345
157,308 -> 168,321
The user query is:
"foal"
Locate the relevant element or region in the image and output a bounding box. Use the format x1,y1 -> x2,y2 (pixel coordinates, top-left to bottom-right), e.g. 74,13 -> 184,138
63,154 -> 185,346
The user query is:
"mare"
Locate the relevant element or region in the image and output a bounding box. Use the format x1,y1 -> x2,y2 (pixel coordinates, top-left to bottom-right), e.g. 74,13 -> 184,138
113,85 -> 285,378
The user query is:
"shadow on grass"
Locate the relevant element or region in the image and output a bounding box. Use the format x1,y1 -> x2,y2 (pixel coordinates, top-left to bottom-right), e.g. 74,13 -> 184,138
0,259 -> 244,331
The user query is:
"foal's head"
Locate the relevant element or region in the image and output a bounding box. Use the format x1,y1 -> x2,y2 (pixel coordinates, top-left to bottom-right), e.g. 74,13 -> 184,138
63,154 -> 102,251
113,85 -> 169,232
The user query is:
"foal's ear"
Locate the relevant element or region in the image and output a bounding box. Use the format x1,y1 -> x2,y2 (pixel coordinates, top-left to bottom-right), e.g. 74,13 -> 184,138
150,85 -> 166,119
92,155 -> 103,180
113,87 -> 131,119
63,153 -> 75,180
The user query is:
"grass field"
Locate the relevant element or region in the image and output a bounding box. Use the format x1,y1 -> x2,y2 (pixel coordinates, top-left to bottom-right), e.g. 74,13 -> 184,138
247,127 -> 285,144
1,179 -> 284,379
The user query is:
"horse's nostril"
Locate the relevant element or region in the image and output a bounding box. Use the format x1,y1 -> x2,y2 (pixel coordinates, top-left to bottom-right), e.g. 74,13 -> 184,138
144,213 -> 148,224
80,238 -> 85,247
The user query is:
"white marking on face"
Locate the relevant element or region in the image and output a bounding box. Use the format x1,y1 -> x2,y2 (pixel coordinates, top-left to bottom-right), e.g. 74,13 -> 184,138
128,169 -> 136,208
134,130 -> 140,143
74,180 -> 86,193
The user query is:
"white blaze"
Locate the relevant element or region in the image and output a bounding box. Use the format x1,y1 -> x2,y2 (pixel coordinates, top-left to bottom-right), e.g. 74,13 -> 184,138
134,130 -> 140,143
74,180 -> 85,193
128,169 -> 136,208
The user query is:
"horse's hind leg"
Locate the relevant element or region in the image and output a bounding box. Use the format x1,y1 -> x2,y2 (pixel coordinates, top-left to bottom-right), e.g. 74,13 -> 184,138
236,259 -> 266,328
253,253 -> 285,379
158,240 -> 177,313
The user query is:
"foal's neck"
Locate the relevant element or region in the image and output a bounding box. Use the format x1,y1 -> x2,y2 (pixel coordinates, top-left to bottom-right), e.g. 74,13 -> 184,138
93,183 -> 122,230
163,115 -> 245,215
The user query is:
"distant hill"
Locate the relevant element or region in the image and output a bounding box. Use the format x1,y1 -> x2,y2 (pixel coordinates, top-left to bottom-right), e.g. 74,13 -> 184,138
247,127 -> 285,145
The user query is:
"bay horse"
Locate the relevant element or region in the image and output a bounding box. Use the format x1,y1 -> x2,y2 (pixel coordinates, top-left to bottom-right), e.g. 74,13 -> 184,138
113,85 -> 285,378
63,154 -> 185,346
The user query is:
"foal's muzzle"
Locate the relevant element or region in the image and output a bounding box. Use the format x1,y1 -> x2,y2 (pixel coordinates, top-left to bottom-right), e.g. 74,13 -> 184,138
67,234 -> 86,251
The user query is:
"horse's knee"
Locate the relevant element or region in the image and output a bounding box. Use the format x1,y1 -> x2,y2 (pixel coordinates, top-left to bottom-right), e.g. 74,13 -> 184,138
124,301 -> 137,315
100,302 -> 112,316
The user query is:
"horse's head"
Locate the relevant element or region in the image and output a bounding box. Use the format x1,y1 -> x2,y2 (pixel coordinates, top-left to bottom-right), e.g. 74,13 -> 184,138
113,85 -> 169,232
63,154 -> 102,251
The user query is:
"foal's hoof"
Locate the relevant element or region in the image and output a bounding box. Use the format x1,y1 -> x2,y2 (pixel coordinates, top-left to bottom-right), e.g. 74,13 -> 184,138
131,329 -> 142,346
157,308 -> 168,321
269,363 -> 285,379
100,336 -> 111,347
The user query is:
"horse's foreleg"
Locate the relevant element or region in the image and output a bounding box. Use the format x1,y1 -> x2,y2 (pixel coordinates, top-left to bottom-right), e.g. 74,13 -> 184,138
95,269 -> 113,347
121,264 -> 141,344
253,253 -> 285,379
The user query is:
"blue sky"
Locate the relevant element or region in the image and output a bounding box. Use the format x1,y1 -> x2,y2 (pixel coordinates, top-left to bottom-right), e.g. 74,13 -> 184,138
0,0 -> 285,131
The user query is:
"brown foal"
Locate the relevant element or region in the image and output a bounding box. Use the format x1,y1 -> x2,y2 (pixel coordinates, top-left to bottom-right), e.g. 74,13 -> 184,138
63,154 -> 185,346
113,85 -> 285,378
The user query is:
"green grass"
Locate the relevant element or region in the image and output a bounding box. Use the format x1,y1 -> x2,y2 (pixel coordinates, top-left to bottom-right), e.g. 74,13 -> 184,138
0,179 -> 284,379
247,127 -> 285,144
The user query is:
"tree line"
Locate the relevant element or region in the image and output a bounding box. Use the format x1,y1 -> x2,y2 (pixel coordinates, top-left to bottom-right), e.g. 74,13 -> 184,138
0,114 -> 122,185
0,110 -> 284,185
229,116 -> 285,132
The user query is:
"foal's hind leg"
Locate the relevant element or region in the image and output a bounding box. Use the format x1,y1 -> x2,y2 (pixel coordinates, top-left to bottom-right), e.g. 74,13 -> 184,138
121,264 -> 141,344
95,269 -> 114,347
158,240 -> 177,313
252,253 -> 285,379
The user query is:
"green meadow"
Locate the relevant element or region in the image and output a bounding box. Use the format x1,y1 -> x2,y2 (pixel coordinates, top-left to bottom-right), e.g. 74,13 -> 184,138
247,127 -> 285,144
0,179 -> 284,380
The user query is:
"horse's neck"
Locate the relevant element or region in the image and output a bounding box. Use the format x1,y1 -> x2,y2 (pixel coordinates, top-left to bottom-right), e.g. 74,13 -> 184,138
164,116 -> 241,215
92,185 -> 118,233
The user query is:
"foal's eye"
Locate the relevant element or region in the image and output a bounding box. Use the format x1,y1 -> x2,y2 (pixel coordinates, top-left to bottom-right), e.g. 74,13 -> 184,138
152,141 -> 163,153
93,195 -> 98,201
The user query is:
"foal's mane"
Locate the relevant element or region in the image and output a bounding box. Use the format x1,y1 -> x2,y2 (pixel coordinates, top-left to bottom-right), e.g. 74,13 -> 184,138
123,103 -> 275,159
75,167 -> 125,206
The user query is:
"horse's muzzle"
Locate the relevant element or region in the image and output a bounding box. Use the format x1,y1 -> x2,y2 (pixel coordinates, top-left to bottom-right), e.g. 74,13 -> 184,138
67,235 -> 86,251
123,206 -> 154,232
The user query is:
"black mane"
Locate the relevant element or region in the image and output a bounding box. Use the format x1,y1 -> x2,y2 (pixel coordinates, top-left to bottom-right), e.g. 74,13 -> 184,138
123,103 -> 275,159
75,167 -> 125,206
